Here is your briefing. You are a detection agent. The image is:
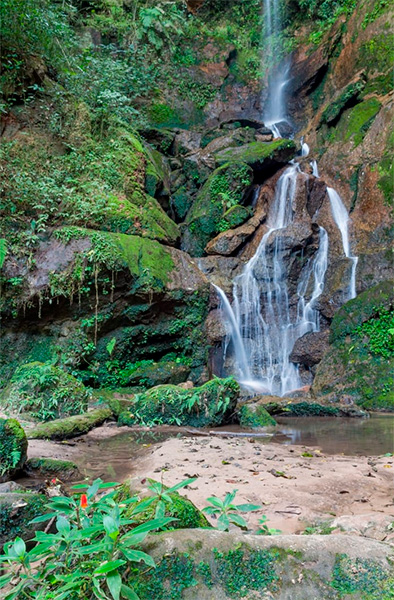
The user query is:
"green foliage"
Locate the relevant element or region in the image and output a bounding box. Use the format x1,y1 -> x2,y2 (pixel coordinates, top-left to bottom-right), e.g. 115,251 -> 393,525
118,377 -> 240,428
0,419 -> 28,478
202,489 -> 261,531
291,0 -> 356,44
320,81 -> 365,126
256,515 -> 281,536
117,477 -> 210,530
1,362 -> 90,422
0,478 -> 176,600
355,307 -> 394,359
362,0 -> 390,29
331,553 -> 394,598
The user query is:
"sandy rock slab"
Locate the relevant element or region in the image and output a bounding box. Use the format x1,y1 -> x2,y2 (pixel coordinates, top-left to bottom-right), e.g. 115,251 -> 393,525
136,529 -> 394,599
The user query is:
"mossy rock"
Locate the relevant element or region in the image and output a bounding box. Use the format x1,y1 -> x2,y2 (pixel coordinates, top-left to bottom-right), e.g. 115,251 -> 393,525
313,282 -> 394,411
214,139 -> 297,169
118,377 -> 240,427
330,280 -> 393,344
0,492 -> 47,546
320,80 -> 366,126
238,404 -> 277,428
121,360 -> 191,388
0,419 -> 28,482
117,480 -> 210,530
28,407 -> 112,440
330,98 -> 381,146
1,362 -> 91,422
184,163 -> 253,256
23,457 -> 79,480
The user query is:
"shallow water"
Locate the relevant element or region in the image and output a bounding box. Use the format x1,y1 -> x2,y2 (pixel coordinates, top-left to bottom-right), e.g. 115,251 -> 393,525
70,415 -> 394,482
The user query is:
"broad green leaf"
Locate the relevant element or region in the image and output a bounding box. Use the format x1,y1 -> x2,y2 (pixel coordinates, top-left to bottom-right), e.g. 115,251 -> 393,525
56,516 -> 71,535
121,584 -> 140,600
155,500 -> 166,519
201,506 -> 220,515
94,560 -> 126,575
217,514 -> 230,531
167,478 -> 197,494
30,512 -> 58,524
107,570 -> 122,600
223,490 -> 237,508
229,514 -> 248,529
121,549 -> 155,567
12,538 -> 26,559
103,515 -> 119,537
234,504 -> 262,512
205,497 -> 224,509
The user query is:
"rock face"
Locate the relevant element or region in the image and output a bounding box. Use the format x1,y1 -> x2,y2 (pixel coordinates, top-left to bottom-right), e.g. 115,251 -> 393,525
290,330 -> 330,368
134,529 -> 394,599
312,281 -> 394,410
0,490 -> 47,545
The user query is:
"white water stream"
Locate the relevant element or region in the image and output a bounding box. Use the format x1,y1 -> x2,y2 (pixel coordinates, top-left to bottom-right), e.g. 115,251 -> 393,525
213,0 -> 358,395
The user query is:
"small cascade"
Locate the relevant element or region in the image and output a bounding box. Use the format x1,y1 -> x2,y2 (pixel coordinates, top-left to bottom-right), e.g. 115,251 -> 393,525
327,188 -> 358,299
300,138 -> 310,157
216,165 -> 329,396
310,160 -> 319,177
263,0 -> 290,135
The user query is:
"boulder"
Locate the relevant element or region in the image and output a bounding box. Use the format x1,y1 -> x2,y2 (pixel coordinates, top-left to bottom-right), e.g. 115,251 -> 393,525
23,457 -> 79,480
0,419 -> 28,482
238,403 -> 277,428
214,139 -> 297,172
205,212 -> 265,256
118,377 -> 240,428
289,330 -> 330,367
183,162 -> 254,256
132,529 -> 394,599
1,362 -> 91,422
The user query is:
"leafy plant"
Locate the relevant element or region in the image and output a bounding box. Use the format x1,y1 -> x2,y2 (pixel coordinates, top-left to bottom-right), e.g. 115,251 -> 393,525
256,515 -> 281,536
0,478 -> 175,600
139,476 -> 198,520
202,490 -> 261,531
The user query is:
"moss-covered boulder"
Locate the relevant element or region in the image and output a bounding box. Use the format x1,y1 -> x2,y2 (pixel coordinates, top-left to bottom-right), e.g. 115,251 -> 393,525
238,403 -> 277,428
183,163 -> 253,256
28,407 -> 112,440
0,419 -> 28,482
117,479 -> 210,530
120,360 -> 191,388
0,491 -> 47,545
1,362 -> 91,422
118,377 -> 240,427
214,139 -> 297,169
24,457 -> 79,480
312,281 -> 394,410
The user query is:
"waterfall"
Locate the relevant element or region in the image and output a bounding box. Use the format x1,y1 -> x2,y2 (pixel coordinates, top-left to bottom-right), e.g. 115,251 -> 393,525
310,160 -> 319,177
327,188 -> 358,299
300,138 -> 310,157
217,165 -> 329,396
263,0 -> 290,134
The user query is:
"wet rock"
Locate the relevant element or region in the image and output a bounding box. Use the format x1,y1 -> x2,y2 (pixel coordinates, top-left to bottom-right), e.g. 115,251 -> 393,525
205,309 -> 229,344
290,330 -> 330,367
23,457 -> 80,481
199,256 -> 244,295
205,212 -> 264,256
214,139 -> 297,172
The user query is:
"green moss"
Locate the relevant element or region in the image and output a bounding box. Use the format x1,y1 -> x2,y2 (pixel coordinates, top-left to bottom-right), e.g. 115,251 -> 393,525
332,553 -> 394,598
218,205 -> 251,231
320,81 -> 365,126
239,404 -> 277,428
184,162 -> 253,255
358,33 -> 394,76
1,362 -> 90,422
132,553 -> 197,599
214,139 -> 297,167
0,419 -> 28,480
0,239 -> 7,269
29,407 -> 112,440
377,129 -> 394,206
24,457 -> 79,480
118,377 -> 240,427
147,103 -> 183,128
0,492 -> 47,545
330,98 -> 381,146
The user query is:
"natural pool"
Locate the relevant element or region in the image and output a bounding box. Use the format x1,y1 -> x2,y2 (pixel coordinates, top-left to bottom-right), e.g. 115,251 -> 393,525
65,414 -> 394,482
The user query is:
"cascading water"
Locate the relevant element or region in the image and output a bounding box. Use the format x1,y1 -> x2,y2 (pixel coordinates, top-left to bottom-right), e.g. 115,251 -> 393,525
263,0 -> 290,135
212,0 -> 357,396
217,165 -> 329,395
327,188 -> 358,299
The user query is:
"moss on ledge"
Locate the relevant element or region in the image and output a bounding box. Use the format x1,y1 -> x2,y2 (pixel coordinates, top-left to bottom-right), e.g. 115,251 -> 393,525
28,408 -> 112,440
